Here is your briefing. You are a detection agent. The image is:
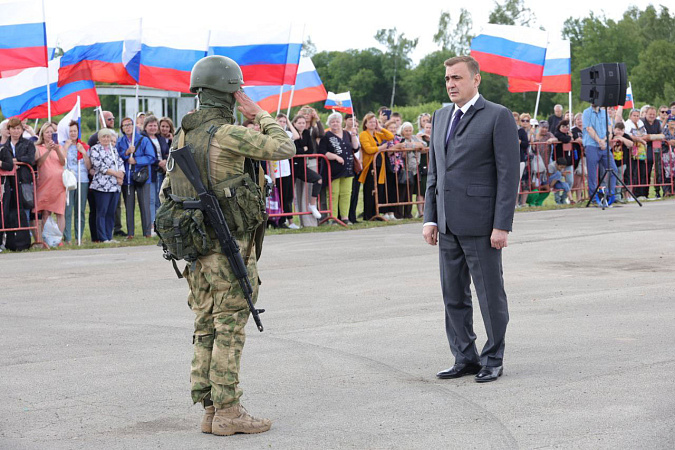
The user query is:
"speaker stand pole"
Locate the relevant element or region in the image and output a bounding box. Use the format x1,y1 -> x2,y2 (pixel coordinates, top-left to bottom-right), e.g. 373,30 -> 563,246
585,106 -> 642,209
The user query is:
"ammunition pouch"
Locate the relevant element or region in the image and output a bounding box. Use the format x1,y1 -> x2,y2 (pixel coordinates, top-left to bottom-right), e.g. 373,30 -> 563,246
155,193 -> 214,270
212,173 -> 266,239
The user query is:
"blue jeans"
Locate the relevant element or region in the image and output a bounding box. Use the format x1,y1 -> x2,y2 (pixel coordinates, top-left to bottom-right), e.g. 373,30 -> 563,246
553,181 -> 570,204
586,145 -> 618,198
64,182 -> 88,242
150,173 -> 164,225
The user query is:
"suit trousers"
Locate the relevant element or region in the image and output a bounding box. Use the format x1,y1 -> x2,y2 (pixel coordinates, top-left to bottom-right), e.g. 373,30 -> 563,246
439,230 -> 509,367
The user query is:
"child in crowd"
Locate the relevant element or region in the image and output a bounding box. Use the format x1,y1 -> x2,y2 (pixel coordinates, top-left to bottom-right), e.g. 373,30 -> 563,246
547,157 -> 572,205
612,122 -> 635,201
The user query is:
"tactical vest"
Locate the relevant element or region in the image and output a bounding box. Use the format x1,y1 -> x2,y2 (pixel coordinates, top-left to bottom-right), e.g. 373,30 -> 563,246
165,110 -> 266,248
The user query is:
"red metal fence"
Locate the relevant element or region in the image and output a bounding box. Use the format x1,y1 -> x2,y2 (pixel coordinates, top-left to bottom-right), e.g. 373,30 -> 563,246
0,162 -> 47,249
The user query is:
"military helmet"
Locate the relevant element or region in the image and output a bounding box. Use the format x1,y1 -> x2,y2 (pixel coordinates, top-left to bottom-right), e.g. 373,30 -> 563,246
190,55 -> 244,94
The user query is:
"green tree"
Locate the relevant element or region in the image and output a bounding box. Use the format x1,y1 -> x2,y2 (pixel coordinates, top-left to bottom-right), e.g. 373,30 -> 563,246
374,28 -> 418,108
401,50 -> 455,105
302,37 -> 317,58
433,9 -> 473,55
488,0 -> 535,26
632,40 -> 675,104
312,48 -> 392,115
562,5 -> 675,107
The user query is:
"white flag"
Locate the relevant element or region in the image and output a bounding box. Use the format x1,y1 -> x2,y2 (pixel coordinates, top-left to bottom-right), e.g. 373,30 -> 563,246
57,96 -> 80,144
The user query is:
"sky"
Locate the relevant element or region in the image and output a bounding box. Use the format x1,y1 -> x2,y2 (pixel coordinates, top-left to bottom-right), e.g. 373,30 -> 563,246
6,0 -> 648,64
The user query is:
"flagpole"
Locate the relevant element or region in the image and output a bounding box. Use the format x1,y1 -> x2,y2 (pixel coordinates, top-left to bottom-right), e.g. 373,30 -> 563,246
276,85 -> 284,117
46,70 -> 52,122
533,84 -> 542,121
132,84 -> 139,142
286,85 -> 296,117
76,95 -> 82,245
568,90 -> 572,124
284,23 -> 305,119
77,159 -> 81,245
41,0 -> 51,122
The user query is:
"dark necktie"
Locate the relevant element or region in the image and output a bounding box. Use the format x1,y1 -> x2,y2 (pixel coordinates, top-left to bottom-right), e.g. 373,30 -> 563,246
446,109 -> 464,144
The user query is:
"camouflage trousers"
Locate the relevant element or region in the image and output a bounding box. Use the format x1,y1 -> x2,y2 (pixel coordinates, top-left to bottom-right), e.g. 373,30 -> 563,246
185,242 -> 259,409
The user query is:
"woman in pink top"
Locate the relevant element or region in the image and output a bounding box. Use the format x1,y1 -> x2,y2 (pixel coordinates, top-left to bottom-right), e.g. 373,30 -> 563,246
35,122 -> 66,239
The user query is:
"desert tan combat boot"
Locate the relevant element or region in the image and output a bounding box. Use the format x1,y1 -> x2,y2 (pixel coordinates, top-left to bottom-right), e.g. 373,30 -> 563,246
211,404 -> 272,436
201,405 -> 216,433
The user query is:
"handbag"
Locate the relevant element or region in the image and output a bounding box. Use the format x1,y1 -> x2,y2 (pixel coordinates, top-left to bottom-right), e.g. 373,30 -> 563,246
62,167 -> 77,191
529,153 -> 546,174
20,182 -> 34,209
266,185 -> 282,216
353,155 -> 363,174
132,165 -> 149,184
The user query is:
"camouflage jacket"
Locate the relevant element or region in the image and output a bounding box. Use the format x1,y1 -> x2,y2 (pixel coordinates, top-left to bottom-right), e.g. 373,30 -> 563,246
164,108 -> 295,200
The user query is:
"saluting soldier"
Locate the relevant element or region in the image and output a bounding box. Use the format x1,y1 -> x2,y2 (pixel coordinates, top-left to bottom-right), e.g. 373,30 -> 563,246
163,55 -> 295,436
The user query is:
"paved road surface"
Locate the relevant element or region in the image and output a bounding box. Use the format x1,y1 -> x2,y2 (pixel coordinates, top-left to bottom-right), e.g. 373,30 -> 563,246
1,202 -> 674,449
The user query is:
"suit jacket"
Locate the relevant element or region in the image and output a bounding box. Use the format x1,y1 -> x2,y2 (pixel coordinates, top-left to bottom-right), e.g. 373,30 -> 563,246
423,95 -> 520,236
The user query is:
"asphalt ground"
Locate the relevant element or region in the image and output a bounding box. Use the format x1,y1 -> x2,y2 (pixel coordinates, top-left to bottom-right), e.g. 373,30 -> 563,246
1,201 -> 674,449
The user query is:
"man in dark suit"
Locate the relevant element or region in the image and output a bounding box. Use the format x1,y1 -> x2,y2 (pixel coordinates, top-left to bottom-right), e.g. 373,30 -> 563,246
423,56 -> 519,383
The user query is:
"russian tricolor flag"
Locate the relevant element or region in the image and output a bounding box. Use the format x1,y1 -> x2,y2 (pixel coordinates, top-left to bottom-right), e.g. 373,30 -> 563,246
508,39 -> 571,93
470,24 -> 548,82
57,19 -> 141,86
139,28 -> 208,93
623,82 -> 634,109
243,57 -> 327,113
325,92 -> 353,114
0,0 -> 48,74
208,25 -> 302,86
0,57 -> 100,120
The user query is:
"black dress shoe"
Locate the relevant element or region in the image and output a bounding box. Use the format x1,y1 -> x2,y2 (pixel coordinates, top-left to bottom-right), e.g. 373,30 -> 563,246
475,365 -> 503,383
436,363 -> 482,379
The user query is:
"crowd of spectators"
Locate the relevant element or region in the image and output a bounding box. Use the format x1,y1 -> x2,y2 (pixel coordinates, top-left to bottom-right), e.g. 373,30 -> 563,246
515,102 -> 675,207
0,111 -> 174,251
1,99 -> 674,250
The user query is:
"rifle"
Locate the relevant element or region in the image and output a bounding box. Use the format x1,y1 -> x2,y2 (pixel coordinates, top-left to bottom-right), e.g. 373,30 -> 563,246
169,144 -> 265,332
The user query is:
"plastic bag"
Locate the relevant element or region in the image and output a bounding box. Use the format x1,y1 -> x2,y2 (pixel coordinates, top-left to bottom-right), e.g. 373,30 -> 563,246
42,216 -> 62,247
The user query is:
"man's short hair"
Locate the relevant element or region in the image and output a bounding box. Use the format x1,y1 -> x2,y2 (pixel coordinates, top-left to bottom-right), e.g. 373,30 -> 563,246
614,122 -> 625,130
646,106 -> 656,113
556,157 -> 567,166
391,112 -> 402,119
444,56 -> 480,76
669,101 -> 675,107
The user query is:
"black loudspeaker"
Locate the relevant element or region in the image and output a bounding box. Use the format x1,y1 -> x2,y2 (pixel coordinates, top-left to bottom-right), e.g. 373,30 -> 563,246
579,63 -> 627,107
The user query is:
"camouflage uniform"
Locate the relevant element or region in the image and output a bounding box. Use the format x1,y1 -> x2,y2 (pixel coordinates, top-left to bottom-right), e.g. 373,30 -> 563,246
165,107 -> 294,410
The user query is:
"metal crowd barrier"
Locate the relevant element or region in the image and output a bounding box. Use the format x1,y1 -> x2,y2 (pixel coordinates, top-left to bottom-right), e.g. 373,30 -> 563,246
266,154 -> 346,227
0,162 -> 47,249
371,148 -> 428,221
522,140 -> 674,202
